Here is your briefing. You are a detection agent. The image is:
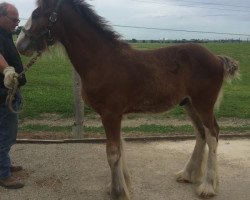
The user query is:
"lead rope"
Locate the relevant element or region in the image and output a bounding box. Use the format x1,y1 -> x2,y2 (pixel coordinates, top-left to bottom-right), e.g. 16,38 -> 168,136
6,51 -> 42,113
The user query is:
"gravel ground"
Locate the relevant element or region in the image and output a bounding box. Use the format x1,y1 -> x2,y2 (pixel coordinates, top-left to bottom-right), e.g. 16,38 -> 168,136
0,139 -> 249,200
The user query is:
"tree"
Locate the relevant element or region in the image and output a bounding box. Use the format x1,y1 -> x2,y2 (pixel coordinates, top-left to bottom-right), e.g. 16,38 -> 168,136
15,26 -> 23,35
131,38 -> 137,43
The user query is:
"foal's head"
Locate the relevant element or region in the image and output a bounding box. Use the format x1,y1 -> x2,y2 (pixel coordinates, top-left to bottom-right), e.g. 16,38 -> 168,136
17,0 -> 122,57
17,0 -> 64,56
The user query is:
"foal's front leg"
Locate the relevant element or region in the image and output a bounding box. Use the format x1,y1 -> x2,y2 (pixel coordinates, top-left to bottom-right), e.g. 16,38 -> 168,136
102,114 -> 130,200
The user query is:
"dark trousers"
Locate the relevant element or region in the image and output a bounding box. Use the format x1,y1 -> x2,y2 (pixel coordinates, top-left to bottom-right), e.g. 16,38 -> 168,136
0,90 -> 20,178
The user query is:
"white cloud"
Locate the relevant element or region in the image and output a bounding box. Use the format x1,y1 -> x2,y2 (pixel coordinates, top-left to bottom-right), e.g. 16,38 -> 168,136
91,0 -> 250,39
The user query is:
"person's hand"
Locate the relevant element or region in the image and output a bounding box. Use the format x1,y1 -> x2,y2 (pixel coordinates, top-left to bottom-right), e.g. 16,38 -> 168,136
2,66 -> 18,89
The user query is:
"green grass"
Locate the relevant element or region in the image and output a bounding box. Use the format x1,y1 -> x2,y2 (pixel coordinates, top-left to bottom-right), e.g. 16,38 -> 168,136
20,124 -> 250,134
20,47 -> 74,118
203,43 -> 250,118
19,42 -> 250,120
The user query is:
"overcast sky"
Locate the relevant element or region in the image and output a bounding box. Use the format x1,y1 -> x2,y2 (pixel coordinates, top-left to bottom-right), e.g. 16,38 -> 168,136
7,0 -> 250,40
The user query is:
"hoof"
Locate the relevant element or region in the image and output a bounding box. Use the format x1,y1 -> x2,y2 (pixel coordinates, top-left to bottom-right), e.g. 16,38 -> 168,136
110,196 -> 130,200
108,184 -> 130,200
110,192 -> 130,200
106,182 -> 111,195
176,168 -> 203,184
197,182 -> 217,198
176,170 -> 192,183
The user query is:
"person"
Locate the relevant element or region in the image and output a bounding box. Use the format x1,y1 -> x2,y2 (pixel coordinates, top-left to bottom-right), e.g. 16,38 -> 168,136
0,2 -> 26,189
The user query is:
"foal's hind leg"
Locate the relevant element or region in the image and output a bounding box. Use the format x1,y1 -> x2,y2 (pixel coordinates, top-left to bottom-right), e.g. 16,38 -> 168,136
176,102 -> 207,183
102,113 -> 130,200
121,139 -> 131,187
197,118 -> 219,198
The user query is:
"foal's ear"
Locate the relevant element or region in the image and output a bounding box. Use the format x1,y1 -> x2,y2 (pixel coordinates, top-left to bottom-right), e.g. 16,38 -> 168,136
37,0 -> 55,10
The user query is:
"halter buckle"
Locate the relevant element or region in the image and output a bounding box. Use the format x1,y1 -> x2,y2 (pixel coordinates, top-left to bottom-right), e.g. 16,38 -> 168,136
49,12 -> 58,23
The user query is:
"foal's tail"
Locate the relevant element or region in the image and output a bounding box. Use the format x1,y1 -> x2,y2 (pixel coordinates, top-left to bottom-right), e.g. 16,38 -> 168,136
218,55 -> 240,82
214,56 -> 240,109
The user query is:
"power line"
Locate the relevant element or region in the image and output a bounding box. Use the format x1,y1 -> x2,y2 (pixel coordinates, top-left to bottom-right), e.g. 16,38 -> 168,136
18,17 -> 249,37
19,17 -> 250,37
158,0 -> 250,9
131,0 -> 250,13
113,24 -> 250,37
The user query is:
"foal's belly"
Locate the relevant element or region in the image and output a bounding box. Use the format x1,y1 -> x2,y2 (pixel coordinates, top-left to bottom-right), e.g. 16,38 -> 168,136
126,97 -> 177,114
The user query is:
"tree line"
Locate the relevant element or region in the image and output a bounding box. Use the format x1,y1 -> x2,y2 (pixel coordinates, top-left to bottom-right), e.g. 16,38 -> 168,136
15,26 -> 248,43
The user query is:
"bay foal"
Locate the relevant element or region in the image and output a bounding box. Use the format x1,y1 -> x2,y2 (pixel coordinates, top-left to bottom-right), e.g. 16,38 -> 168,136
16,0 -> 239,199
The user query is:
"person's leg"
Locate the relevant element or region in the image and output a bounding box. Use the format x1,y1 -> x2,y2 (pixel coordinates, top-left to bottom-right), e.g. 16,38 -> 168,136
0,100 -> 18,179
0,93 -> 24,189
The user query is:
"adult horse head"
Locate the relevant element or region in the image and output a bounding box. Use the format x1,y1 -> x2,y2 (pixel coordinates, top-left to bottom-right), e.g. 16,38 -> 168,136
17,0 -> 239,199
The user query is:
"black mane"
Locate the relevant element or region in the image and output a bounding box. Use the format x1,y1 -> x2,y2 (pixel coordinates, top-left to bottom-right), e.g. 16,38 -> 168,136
68,0 -> 122,42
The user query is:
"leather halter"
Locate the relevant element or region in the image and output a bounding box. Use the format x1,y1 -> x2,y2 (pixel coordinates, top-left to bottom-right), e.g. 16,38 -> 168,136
22,0 -> 64,48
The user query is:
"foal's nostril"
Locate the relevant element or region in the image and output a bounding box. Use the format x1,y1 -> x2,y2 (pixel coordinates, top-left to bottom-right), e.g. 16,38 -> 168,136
16,43 -> 23,53
16,43 -> 26,54
17,38 -> 30,53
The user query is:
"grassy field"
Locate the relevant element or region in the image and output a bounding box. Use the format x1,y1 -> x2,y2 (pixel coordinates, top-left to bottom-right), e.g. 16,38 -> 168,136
18,42 -> 250,135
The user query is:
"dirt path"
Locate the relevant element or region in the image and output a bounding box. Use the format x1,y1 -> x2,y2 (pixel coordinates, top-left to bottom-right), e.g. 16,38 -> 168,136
20,114 -> 250,127
1,139 -> 249,200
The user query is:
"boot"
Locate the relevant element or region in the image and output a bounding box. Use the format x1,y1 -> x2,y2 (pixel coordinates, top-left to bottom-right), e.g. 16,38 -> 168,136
10,165 -> 23,172
0,176 -> 25,189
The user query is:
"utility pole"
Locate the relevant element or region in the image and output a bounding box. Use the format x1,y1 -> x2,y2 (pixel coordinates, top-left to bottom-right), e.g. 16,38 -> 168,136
72,69 -> 84,138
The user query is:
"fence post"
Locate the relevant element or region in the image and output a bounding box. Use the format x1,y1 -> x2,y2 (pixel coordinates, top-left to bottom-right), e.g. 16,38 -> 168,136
72,69 -> 84,138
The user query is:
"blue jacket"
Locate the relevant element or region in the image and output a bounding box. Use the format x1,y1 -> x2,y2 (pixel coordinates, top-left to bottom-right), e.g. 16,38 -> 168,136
0,27 -> 26,89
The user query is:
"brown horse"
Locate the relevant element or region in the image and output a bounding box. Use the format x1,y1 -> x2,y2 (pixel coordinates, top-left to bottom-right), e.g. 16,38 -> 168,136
16,0 -> 239,199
